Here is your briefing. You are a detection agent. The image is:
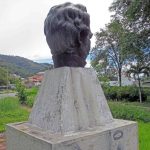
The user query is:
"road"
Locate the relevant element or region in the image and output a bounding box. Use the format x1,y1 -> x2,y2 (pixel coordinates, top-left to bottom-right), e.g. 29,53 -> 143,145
0,93 -> 16,99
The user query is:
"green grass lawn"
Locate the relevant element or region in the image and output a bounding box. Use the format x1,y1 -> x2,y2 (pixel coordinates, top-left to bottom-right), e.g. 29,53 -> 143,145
120,101 -> 150,108
0,97 -> 29,132
0,92 -> 150,150
0,87 -> 38,132
108,101 -> 150,122
108,101 -> 150,150
139,122 -> 150,150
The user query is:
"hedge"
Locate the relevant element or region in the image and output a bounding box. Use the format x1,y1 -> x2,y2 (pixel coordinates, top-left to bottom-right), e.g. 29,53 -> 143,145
103,86 -> 148,102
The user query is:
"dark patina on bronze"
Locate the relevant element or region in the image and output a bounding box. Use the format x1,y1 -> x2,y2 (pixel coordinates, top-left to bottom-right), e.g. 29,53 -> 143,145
44,2 -> 92,68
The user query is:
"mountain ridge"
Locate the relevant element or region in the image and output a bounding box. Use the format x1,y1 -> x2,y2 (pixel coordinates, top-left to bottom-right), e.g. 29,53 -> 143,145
0,54 -> 53,77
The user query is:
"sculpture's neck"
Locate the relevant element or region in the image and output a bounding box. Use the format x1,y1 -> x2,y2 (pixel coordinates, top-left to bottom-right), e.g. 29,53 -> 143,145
52,53 -> 86,68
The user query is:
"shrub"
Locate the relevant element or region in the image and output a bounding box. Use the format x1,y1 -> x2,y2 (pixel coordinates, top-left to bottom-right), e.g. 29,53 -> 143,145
26,87 -> 38,107
144,87 -> 150,102
26,95 -> 36,107
103,85 -> 147,102
15,79 -> 27,104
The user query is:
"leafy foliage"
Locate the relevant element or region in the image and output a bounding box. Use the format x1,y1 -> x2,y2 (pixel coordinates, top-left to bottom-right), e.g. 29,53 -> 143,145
109,0 -> 150,49
92,0 -> 150,88
0,67 -> 7,86
127,54 -> 150,103
103,86 -> 148,102
15,79 -> 27,104
26,87 -> 38,107
91,20 -> 135,86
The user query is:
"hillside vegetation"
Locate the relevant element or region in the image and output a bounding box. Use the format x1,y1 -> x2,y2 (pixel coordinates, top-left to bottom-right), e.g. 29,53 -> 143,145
0,54 -> 52,77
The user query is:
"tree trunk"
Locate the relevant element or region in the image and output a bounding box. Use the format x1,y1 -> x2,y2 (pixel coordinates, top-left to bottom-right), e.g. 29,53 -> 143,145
118,68 -> 122,87
137,77 -> 142,103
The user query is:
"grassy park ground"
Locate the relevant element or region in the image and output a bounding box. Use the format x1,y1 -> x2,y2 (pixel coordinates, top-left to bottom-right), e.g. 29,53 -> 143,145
0,88 -> 150,150
109,101 -> 150,150
0,97 -> 29,132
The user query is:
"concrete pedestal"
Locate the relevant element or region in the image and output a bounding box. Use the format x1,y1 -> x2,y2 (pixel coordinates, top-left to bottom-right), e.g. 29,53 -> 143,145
6,119 -> 138,150
6,67 -> 138,150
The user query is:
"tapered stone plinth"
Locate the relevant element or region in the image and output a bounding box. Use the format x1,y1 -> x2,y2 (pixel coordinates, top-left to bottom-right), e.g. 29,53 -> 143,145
29,67 -> 113,134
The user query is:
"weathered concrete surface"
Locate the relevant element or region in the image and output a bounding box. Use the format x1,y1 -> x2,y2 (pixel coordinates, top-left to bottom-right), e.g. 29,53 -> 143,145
6,119 -> 138,150
6,67 -> 138,149
29,67 -> 113,134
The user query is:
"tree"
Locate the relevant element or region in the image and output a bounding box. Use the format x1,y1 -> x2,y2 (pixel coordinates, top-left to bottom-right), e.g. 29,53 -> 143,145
91,20 -> 132,86
91,47 -> 109,75
107,0 -> 150,88
110,0 -> 150,49
127,54 -> 150,103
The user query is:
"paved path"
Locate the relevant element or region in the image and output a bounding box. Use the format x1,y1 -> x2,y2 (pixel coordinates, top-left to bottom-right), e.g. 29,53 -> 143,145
0,93 -> 16,99
0,133 -> 6,150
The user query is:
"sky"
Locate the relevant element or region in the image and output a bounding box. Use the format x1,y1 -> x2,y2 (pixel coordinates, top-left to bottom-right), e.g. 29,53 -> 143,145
0,0 -> 113,61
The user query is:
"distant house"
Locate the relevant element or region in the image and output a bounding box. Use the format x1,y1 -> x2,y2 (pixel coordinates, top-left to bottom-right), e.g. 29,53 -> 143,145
24,72 -> 45,88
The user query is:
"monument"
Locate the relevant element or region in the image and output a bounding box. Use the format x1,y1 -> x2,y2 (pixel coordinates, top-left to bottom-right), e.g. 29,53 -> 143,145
44,2 -> 93,68
6,2 -> 138,150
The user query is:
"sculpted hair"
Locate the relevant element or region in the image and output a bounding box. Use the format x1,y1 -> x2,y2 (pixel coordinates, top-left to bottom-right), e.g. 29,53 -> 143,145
44,2 -> 92,58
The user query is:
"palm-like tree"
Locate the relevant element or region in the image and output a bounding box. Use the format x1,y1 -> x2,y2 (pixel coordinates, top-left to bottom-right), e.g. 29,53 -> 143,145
127,61 -> 149,103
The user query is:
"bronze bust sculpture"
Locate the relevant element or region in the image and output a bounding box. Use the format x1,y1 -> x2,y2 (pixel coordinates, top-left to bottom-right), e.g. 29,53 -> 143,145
44,2 -> 92,68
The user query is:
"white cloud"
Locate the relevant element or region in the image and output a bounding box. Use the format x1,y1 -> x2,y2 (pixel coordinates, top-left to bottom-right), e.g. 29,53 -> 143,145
0,0 -> 113,60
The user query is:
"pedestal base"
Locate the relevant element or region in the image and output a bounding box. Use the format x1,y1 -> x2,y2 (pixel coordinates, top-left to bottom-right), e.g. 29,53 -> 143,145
6,119 -> 138,150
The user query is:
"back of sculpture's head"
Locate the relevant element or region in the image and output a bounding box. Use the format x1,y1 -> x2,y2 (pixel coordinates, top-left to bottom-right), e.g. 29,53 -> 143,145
44,2 -> 92,68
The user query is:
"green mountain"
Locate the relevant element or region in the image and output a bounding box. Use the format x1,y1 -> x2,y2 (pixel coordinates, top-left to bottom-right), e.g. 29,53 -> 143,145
0,54 -> 53,77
